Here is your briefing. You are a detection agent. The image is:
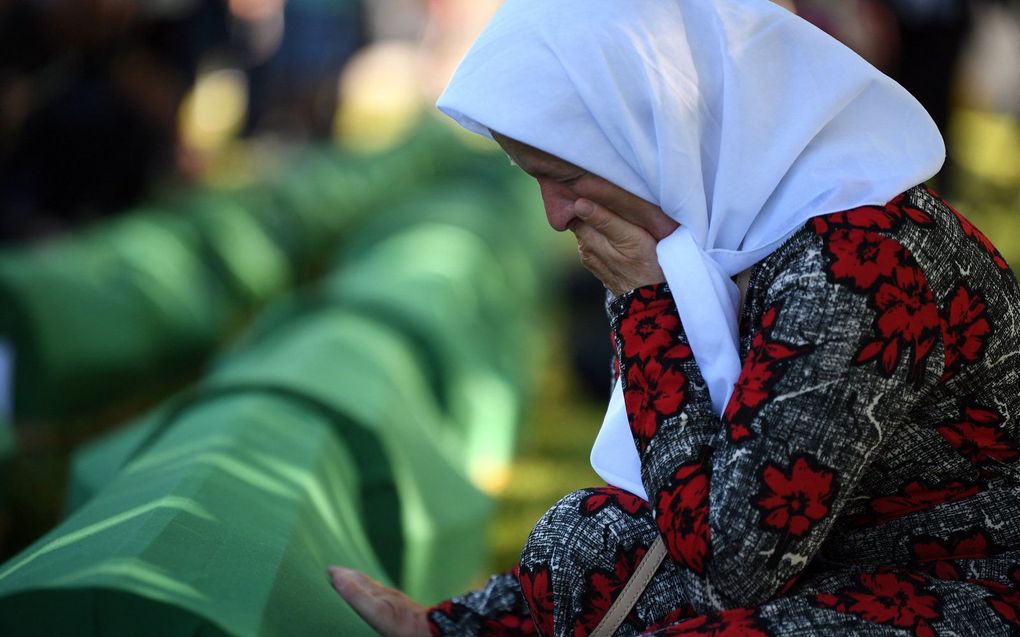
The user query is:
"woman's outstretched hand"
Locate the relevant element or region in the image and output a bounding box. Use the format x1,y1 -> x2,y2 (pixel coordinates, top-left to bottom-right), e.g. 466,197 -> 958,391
569,199 -> 667,296
328,566 -> 431,637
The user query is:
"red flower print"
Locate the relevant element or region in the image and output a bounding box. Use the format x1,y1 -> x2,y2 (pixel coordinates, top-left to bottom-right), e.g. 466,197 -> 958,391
727,422 -> 754,444
890,195 -> 935,225
987,589 -> 1020,633
947,201 -> 1011,272
727,422 -> 754,445
645,606 -> 698,633
580,487 -> 650,518
428,600 -> 468,636
575,544 -> 648,636
654,607 -> 771,636
857,479 -> 982,526
624,359 -> 688,454
936,402 -> 1018,474
854,264 -> 940,381
969,577 -> 1011,596
518,565 -> 555,637
655,455 -> 711,574
821,228 -> 905,291
777,573 -> 801,596
983,567 -> 1020,631
482,611 -> 537,637
910,528 -> 999,580
812,208 -> 898,234
813,571 -> 942,637
619,286 -> 681,361
662,342 -> 695,368
754,454 -> 837,538
759,302 -> 781,333
965,570 -> 1020,630
811,195 -> 932,235
723,305 -> 812,442
939,284 -> 993,382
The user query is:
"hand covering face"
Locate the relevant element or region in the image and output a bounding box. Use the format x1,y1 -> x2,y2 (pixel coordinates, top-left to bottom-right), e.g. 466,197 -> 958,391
437,0 -> 944,499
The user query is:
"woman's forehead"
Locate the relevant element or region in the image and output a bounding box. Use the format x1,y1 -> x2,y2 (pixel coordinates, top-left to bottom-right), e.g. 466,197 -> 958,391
490,131 -> 582,179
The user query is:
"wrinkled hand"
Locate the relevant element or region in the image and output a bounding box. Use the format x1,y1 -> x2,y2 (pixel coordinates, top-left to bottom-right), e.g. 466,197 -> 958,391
569,199 -> 666,296
328,567 -> 431,637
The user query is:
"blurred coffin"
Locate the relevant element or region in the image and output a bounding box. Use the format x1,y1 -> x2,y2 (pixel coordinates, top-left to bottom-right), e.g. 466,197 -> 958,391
0,118 -> 564,635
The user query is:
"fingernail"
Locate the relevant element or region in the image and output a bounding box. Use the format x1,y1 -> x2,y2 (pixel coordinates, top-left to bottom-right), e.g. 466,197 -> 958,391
329,567 -> 354,583
329,567 -> 361,595
574,199 -> 594,217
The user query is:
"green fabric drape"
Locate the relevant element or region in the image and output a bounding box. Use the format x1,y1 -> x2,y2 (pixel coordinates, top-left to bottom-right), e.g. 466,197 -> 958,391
0,393 -> 387,636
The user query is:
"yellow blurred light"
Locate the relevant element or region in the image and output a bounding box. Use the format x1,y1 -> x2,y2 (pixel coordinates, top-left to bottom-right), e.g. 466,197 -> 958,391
180,68 -> 249,153
472,465 -> 511,495
334,42 -> 425,152
952,108 -> 1020,186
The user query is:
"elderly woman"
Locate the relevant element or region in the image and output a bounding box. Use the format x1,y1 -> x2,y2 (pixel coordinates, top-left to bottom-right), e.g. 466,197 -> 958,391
329,0 -> 1020,635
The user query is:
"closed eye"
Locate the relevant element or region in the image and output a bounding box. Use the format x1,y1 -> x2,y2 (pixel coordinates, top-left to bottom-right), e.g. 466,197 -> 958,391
556,171 -> 586,185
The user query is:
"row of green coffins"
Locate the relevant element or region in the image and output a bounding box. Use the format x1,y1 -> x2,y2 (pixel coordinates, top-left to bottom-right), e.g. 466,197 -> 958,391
0,118 -> 485,425
0,168 -> 561,634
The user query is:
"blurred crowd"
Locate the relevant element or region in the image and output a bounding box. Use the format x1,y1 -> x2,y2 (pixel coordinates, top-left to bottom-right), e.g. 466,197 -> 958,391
0,0 -> 367,241
0,0 -> 1017,245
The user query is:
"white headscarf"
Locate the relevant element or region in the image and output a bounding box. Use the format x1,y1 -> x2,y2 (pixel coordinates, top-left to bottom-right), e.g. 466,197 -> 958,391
437,0 -> 944,500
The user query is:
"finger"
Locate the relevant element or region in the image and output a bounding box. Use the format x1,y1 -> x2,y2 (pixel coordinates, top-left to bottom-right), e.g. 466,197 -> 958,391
572,219 -> 622,264
328,567 -> 429,637
329,568 -> 380,616
329,568 -> 398,634
571,220 -> 666,294
571,232 -> 625,291
573,220 -> 647,283
573,198 -> 656,249
571,222 -> 624,284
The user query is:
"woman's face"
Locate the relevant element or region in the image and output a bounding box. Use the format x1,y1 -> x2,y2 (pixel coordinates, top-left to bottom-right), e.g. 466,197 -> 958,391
490,132 -> 679,240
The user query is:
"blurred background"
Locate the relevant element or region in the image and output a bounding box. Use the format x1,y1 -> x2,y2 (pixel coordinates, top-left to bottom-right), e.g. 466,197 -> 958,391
0,0 -> 1016,633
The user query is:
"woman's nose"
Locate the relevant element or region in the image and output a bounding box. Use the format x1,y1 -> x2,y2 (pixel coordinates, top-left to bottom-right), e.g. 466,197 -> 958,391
538,181 -> 577,231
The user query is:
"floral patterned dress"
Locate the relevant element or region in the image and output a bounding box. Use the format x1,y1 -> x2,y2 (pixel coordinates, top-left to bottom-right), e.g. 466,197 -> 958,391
427,185 -> 1020,637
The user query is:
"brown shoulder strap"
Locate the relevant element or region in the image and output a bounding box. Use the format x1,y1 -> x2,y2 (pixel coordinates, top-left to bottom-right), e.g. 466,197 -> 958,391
589,535 -> 667,637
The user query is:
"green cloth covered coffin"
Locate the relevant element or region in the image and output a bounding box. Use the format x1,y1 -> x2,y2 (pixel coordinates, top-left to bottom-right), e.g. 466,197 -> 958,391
0,116 -> 480,424
0,213 -> 233,422
0,392 -> 387,636
68,306 -> 492,602
203,308 -> 492,600
323,194 -> 537,484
